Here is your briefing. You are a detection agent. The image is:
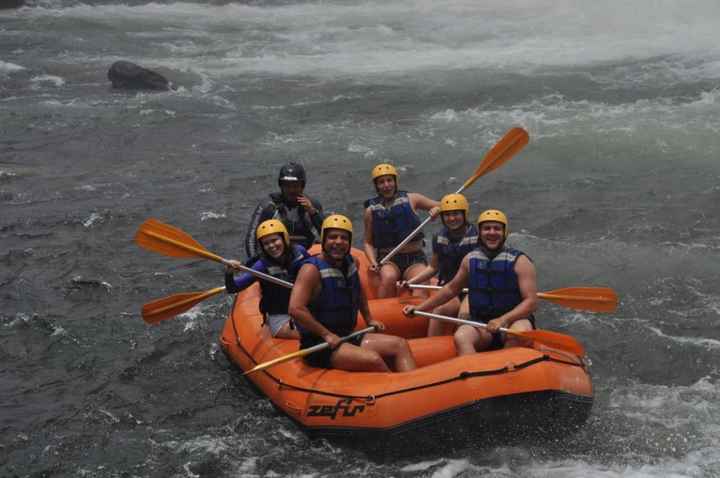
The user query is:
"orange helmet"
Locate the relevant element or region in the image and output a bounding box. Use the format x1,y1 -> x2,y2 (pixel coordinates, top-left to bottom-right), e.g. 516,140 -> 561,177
321,214 -> 353,244
256,219 -> 289,246
477,209 -> 509,239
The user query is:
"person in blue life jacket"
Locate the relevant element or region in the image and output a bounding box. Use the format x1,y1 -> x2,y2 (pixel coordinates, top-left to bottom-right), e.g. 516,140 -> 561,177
363,163 -> 440,299
289,214 -> 417,372
244,162 -> 324,260
399,193 -> 479,337
226,219 -> 310,339
402,209 -> 537,355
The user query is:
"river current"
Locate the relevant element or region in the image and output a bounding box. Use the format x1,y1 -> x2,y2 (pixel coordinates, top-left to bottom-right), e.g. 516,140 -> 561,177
2,1 -> 720,476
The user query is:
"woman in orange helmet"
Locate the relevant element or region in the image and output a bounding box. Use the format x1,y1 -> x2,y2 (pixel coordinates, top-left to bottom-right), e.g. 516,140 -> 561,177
363,163 -> 440,298
226,219 -> 310,339
400,193 -> 478,336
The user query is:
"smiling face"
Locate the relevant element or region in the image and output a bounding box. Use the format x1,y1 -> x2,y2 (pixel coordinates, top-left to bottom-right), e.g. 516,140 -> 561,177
374,175 -> 397,199
479,221 -> 505,251
322,229 -> 351,261
260,233 -> 286,259
441,210 -> 465,231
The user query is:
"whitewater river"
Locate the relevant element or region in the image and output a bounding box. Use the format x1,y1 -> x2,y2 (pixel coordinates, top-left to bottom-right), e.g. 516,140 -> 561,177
2,0 -> 720,476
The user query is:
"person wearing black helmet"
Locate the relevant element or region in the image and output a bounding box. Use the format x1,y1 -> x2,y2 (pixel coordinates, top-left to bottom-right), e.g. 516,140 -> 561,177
244,162 -> 324,260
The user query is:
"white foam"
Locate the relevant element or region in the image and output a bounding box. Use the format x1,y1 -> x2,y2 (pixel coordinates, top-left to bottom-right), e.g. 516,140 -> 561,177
0,60 -> 25,74
200,211 -> 226,221
30,74 -> 65,87
610,376 -> 719,431
82,212 -> 103,228
16,1 -> 720,81
646,326 -> 720,350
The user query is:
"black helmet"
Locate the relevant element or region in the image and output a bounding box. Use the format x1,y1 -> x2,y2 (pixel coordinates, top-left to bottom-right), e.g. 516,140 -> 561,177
277,162 -> 306,187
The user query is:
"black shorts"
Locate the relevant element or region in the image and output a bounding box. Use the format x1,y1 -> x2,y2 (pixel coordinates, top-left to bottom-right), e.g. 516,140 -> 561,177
382,250 -> 427,276
300,333 -> 366,369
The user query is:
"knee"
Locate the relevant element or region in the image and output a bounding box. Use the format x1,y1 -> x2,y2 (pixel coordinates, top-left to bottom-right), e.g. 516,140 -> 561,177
366,351 -> 389,371
395,337 -> 412,354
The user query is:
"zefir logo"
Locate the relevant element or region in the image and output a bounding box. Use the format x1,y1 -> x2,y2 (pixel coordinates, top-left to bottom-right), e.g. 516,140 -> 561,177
306,398 -> 370,419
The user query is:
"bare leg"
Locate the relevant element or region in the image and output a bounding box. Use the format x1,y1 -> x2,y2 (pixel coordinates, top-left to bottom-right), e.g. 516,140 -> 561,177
377,263 -> 400,298
458,296 -> 470,320
427,298 -> 460,336
360,333 -> 417,371
403,263 -> 429,298
504,318 -> 533,348
330,343 -> 390,372
454,325 -> 493,356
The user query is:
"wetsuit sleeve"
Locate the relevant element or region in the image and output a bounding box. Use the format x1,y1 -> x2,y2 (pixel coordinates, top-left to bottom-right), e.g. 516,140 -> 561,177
225,260 -> 266,294
244,202 -> 275,259
308,197 -> 324,234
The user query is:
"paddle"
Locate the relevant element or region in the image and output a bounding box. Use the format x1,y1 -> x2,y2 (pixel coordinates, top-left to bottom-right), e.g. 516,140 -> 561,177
243,326 -> 377,376
412,310 -> 585,356
142,286 -> 226,324
134,218 -> 293,289
404,285 -> 618,313
379,127 -> 529,265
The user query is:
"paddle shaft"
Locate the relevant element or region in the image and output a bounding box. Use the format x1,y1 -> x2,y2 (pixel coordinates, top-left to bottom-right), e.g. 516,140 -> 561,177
379,182 -> 469,266
243,326 -> 376,375
142,228 -> 293,289
408,283 -> 606,299
413,310 -> 516,336
378,128 -> 528,266
406,284 -> 617,312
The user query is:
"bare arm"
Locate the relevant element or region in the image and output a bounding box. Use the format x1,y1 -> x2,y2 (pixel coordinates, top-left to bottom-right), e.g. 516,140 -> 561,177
408,193 -> 440,217
487,255 -> 538,331
363,208 -> 379,270
288,264 -> 340,346
404,255 -> 469,315
405,253 -> 439,285
357,284 -> 384,331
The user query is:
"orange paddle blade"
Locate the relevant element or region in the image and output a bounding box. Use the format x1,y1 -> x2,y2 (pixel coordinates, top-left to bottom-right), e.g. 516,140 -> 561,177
538,287 -> 618,313
509,329 -> 585,356
134,218 -> 223,263
142,286 -> 226,324
462,127 -> 529,190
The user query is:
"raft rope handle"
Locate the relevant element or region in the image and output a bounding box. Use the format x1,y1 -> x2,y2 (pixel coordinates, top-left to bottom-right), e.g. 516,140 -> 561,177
227,292 -> 577,401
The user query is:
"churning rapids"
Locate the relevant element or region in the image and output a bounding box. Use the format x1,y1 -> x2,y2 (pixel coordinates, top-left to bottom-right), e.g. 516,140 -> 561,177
2,0 -> 720,476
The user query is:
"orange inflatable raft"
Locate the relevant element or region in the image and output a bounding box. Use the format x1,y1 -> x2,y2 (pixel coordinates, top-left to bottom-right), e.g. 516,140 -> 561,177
219,248 -> 592,439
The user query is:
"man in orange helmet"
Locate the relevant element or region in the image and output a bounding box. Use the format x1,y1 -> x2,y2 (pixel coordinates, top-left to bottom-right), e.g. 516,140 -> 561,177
403,209 -> 537,354
290,214 -> 417,372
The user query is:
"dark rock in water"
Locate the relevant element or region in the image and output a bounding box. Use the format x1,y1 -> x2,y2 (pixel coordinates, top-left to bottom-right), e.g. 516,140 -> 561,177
0,0 -> 24,9
107,61 -> 172,91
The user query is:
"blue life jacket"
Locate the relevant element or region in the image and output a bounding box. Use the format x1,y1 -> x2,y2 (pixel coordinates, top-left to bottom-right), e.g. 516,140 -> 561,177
432,224 -> 478,284
258,245 -> 309,315
364,191 -> 423,251
298,254 -> 361,339
468,247 -> 529,322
